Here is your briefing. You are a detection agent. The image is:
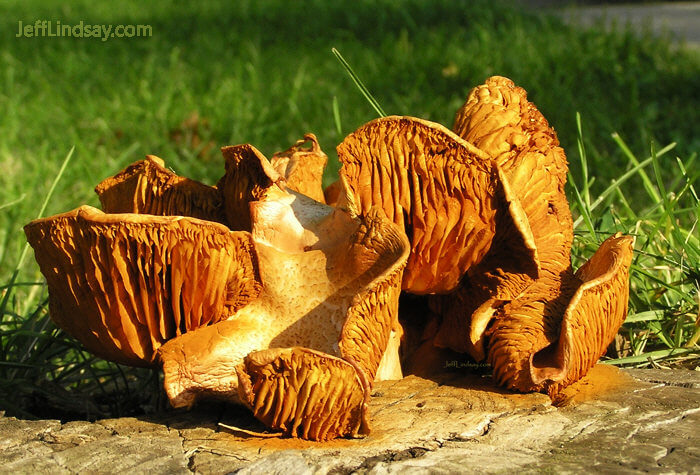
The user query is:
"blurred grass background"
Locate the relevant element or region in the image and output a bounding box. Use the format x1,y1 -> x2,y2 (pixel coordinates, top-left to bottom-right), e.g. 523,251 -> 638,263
0,0 -> 697,419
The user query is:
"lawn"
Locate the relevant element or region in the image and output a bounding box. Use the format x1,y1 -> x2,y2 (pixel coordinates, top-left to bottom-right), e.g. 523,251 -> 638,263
0,0 -> 698,418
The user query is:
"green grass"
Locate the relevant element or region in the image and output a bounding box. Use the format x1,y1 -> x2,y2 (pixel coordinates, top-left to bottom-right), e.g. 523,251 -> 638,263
0,0 -> 697,418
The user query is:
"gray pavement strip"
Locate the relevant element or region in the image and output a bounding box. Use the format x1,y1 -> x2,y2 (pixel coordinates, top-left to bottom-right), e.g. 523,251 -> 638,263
517,1 -> 700,49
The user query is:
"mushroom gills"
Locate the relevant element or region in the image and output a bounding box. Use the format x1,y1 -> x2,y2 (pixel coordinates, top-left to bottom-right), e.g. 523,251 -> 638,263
529,233 -> 634,394
237,347 -> 370,441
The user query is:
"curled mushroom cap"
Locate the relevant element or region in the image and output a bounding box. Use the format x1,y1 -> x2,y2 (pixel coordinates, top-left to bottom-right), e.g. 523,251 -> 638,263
95,155 -> 226,224
237,347 -> 370,441
428,76 -> 575,359
337,115 -> 539,295
270,133 -> 328,203
217,144 -> 284,231
489,233 -> 634,394
157,146 -> 409,439
23,205 -> 261,367
453,75 -> 573,274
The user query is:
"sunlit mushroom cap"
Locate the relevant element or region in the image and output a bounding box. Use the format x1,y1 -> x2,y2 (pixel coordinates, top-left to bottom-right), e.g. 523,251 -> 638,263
453,75 -> 573,273
157,145 -> 409,438
489,233 -> 634,393
217,144 -> 284,231
24,205 -> 261,367
428,76 -> 575,359
270,133 -> 328,203
530,233 -> 634,394
337,115 -> 538,295
95,155 -> 226,224
237,347 -> 370,441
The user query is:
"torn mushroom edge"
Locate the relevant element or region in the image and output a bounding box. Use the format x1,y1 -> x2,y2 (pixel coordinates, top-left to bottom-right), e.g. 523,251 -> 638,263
528,233 -> 635,387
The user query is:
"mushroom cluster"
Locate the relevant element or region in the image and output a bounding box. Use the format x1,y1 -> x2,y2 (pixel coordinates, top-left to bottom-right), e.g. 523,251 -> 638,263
25,76 -> 633,440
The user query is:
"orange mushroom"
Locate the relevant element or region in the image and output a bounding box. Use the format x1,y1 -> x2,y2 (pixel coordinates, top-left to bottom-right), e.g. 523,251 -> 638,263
95,155 -> 226,224
237,348 -> 371,440
158,147 -> 409,439
27,144 -> 408,441
490,233 -> 634,395
431,75 -> 575,361
336,115 -> 541,364
24,75 -> 635,440
335,76 -> 634,396
449,77 -> 632,394
270,133 -> 328,203
23,206 -> 260,367
337,116 -> 539,296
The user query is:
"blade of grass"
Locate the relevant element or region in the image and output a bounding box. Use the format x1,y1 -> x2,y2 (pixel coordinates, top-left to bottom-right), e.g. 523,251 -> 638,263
675,155 -> 698,202
611,132 -> 662,202
15,146 -> 75,272
0,146 -> 74,322
0,194 -> 26,212
568,171 -> 597,238
624,310 -> 665,323
575,113 -> 591,209
650,142 -> 675,227
603,347 -> 694,365
572,142 -> 675,228
332,95 -> 342,137
331,48 -> 386,118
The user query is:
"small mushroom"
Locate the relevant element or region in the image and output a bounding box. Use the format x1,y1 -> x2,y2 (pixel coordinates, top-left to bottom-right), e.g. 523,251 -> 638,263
95,155 -> 226,224
237,347 -> 370,440
452,75 -> 573,274
23,205 -> 260,367
270,133 -> 328,203
490,233 -> 634,395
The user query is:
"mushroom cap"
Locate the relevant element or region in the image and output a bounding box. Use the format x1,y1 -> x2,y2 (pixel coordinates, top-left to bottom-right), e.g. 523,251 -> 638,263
237,347 -> 370,441
337,115 -> 538,295
217,144 -> 284,231
270,133 -> 328,203
429,76 -> 575,359
24,205 -> 261,367
488,233 -> 634,393
531,233 -> 634,394
453,76 -> 573,274
158,146 -> 409,437
95,155 -> 226,224
484,272 -> 578,391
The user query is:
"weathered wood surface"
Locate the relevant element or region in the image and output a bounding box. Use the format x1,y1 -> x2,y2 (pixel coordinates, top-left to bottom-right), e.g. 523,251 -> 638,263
1,366 -> 698,474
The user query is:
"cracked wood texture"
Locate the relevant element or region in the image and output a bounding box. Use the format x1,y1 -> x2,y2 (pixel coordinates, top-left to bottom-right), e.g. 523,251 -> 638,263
2,367 -> 698,473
